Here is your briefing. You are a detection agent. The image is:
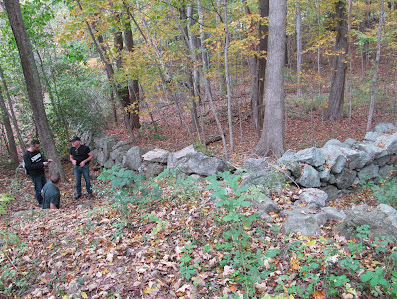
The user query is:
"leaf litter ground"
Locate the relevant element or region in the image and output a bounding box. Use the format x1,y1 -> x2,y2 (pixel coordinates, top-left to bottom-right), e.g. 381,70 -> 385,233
0,97 -> 396,298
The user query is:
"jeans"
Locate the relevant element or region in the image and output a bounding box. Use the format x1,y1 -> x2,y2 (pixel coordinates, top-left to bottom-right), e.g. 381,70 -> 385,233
74,165 -> 92,196
30,173 -> 47,204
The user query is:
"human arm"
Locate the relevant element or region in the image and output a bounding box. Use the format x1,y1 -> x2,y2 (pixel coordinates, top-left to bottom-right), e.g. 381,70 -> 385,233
69,154 -> 77,166
50,203 -> 57,209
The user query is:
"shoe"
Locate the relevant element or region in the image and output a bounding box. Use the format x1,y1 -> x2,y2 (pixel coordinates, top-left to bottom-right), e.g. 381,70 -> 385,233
74,194 -> 81,200
88,193 -> 93,199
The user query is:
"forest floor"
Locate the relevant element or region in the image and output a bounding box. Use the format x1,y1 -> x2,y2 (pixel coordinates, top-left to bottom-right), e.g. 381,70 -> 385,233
0,95 -> 396,298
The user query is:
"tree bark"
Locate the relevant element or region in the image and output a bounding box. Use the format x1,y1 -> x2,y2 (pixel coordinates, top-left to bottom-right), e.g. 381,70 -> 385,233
4,0 -> 64,177
324,0 -> 348,120
367,0 -> 384,131
0,85 -> 18,164
254,0 -> 286,158
248,0 -> 269,135
0,63 -> 25,153
296,1 -> 302,97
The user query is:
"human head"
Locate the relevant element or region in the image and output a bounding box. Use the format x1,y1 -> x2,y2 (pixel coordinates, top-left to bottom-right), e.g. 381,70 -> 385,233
29,140 -> 40,150
50,173 -> 61,185
71,136 -> 81,147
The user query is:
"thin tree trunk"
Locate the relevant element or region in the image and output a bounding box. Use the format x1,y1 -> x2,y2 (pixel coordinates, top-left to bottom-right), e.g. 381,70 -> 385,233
4,0 -> 64,177
254,0 -> 286,158
296,2 -> 302,97
217,0 -> 226,97
348,0 -> 353,122
0,85 -> 18,164
224,0 -> 234,152
76,0 -> 138,146
366,0 -> 384,131
197,0 -> 228,160
0,63 -> 25,153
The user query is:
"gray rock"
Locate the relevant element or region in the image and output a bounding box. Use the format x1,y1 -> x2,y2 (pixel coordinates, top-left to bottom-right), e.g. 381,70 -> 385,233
278,161 -> 301,178
168,147 -> 228,176
145,163 -> 166,179
295,147 -> 325,167
357,143 -> 388,160
123,146 -> 145,171
321,185 -> 341,201
373,155 -> 392,166
337,204 -> 397,241
321,207 -> 347,221
364,132 -> 381,142
244,157 -> 270,172
335,168 -> 357,189
317,166 -> 331,182
283,214 -> 321,236
375,133 -> 397,155
358,164 -> 379,181
249,194 -> 280,214
322,145 -> 347,174
13,210 -> 31,217
374,122 -> 397,133
103,159 -> 115,169
94,136 -> 116,160
142,148 -> 170,164
241,170 -> 287,191
296,165 -> 321,188
112,141 -> 131,151
379,165 -> 395,178
278,149 -> 297,163
299,188 -> 328,207
342,138 -> 358,148
110,142 -> 131,163
378,204 -> 397,227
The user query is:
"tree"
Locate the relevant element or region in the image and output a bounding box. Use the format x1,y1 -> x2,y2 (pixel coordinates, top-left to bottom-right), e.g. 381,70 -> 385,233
324,0 -> 348,120
254,0 -> 286,157
3,0 -> 64,177
0,84 -> 18,164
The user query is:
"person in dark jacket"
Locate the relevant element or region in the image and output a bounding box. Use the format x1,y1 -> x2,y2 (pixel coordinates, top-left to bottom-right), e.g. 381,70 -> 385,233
23,140 -> 52,205
42,173 -> 61,209
69,136 -> 93,199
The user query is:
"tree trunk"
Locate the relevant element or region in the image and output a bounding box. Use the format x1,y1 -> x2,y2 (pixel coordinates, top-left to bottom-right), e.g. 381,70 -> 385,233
0,85 -> 18,164
367,0 -> 384,131
248,0 -> 269,135
224,0 -> 234,152
124,14 -> 141,129
296,1 -> 302,97
0,63 -> 25,153
4,0 -> 64,177
324,0 -> 348,120
254,0 -> 286,158
197,0 -> 228,159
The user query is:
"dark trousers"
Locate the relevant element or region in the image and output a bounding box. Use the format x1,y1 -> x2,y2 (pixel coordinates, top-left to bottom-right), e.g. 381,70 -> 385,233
30,173 -> 47,204
74,165 -> 92,196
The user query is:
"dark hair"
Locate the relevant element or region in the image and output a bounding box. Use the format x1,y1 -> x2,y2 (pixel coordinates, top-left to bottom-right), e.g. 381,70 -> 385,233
30,140 -> 40,146
50,173 -> 61,184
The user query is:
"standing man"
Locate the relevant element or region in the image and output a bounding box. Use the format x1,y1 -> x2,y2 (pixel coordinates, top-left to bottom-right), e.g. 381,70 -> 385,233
23,140 -> 52,205
69,137 -> 93,199
42,173 -> 61,209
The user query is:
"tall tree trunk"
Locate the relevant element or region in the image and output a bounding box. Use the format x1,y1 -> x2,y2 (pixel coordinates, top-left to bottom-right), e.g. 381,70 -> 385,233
197,0 -> 228,159
248,0 -> 269,135
348,0 -> 353,122
217,0 -> 226,97
0,85 -> 18,164
76,0 -> 138,145
224,0 -> 234,152
296,1 -> 302,97
254,0 -> 286,158
324,0 -> 348,120
4,0 -> 64,177
123,14 -> 141,129
367,0 -> 384,131
0,63 -> 25,153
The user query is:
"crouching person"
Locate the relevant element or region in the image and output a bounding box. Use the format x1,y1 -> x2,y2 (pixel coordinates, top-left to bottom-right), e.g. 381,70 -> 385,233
42,173 -> 61,209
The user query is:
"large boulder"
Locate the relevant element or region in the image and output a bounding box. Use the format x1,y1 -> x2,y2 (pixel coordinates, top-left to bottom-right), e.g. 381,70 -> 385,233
142,148 -> 170,164
375,133 -> 397,155
110,141 -> 131,164
335,168 -> 357,189
374,122 -> 397,133
299,188 -> 328,207
168,145 -> 229,176
322,145 -> 347,174
244,157 -> 270,172
123,146 -> 146,171
337,204 -> 397,241
296,165 -> 321,188
294,147 -> 325,167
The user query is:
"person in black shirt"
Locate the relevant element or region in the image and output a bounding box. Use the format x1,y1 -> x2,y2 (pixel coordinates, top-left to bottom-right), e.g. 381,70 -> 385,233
69,136 -> 93,199
23,140 -> 52,205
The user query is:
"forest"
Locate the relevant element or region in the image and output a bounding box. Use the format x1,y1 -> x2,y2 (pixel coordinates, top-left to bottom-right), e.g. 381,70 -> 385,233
1,0 -> 397,298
